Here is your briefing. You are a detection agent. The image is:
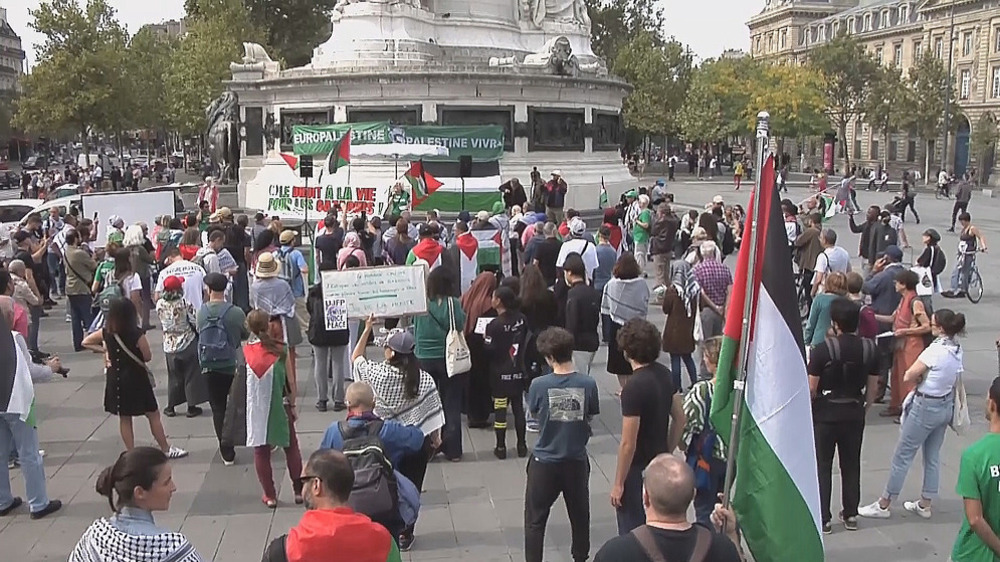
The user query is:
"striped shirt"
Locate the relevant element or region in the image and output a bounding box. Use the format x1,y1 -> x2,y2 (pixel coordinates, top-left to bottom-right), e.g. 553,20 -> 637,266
682,380 -> 727,461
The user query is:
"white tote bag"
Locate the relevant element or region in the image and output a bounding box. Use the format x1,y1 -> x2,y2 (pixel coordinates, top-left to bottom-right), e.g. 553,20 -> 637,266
445,298 -> 472,377
911,265 -> 934,297
950,373 -> 971,435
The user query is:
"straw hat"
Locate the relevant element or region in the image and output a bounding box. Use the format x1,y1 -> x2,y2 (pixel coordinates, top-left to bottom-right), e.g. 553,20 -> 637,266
255,252 -> 280,278
279,229 -> 296,245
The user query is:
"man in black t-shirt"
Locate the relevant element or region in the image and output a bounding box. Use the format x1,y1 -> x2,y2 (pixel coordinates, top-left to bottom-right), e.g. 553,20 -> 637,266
595,454 -> 743,562
561,254 -> 601,375
612,319 -> 686,535
314,213 -> 345,268
807,297 -> 879,534
11,230 -> 48,357
532,222 -> 563,287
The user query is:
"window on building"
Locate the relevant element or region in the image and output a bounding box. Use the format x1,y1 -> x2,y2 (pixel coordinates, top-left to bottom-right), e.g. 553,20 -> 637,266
907,140 -> 916,162
854,139 -> 862,160
888,140 -> 897,161
780,29 -> 787,49
864,14 -> 872,32
914,41 -> 922,58
992,67 -> 1000,98
963,31 -> 973,56
899,5 -> 909,22
756,36 -> 762,52
894,44 -> 902,67
832,21 -> 839,36
935,37 -> 944,58
960,69 -> 971,99
995,26 -> 1000,53
871,140 -> 879,161
847,17 -> 855,34
819,25 -> 826,42
875,47 -> 883,65
880,11 -> 888,28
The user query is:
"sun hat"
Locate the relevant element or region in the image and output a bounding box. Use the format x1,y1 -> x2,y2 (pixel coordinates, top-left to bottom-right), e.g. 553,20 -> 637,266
551,169 -> 562,177
255,252 -> 280,278
279,230 -> 296,245
712,195 -> 725,204
476,210 -> 490,222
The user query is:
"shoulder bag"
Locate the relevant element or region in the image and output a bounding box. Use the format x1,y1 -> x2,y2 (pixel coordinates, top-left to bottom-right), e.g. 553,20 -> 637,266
113,333 -> 156,388
950,371 -> 970,435
445,298 -> 472,377
632,524 -> 712,562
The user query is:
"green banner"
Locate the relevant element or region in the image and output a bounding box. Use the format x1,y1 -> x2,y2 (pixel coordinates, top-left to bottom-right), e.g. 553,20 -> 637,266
292,123 -> 505,161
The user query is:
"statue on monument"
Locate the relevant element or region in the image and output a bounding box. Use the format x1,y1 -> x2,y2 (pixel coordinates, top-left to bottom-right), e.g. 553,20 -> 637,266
523,0 -> 591,28
490,36 -> 605,77
333,0 -> 425,19
205,91 -> 239,184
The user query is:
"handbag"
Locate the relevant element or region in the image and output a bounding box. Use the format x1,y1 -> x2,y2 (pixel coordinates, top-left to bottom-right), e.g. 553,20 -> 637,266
693,305 -> 704,343
445,298 -> 472,377
911,265 -> 934,297
113,333 -> 156,388
950,372 -> 971,435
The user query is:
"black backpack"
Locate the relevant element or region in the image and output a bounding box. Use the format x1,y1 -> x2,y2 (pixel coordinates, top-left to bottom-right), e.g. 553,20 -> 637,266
719,220 -> 735,256
338,420 -> 402,532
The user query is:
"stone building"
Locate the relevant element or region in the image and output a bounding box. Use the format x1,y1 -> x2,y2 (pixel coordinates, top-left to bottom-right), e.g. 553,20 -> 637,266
0,8 -> 26,92
142,19 -> 187,40
748,0 -> 1000,184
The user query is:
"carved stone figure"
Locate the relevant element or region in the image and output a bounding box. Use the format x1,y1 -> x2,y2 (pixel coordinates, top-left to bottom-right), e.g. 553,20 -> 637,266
205,92 -> 239,183
525,0 -> 590,28
490,36 -> 605,77
264,112 -> 279,152
332,0 -> 423,20
242,42 -> 274,64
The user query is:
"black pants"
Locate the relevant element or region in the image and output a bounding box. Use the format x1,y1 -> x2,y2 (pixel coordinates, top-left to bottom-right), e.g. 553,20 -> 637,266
420,358 -> 465,460
800,269 -> 815,309
951,201 -> 969,229
206,369 -> 236,462
524,457 -> 590,562
398,436 -> 434,493
815,417 -> 865,522
493,393 -> 526,449
900,195 -> 920,223
616,463 -> 645,534
67,294 -> 93,351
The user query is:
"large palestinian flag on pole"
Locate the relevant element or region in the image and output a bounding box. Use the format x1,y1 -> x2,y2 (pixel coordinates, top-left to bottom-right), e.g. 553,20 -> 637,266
709,156 -> 824,561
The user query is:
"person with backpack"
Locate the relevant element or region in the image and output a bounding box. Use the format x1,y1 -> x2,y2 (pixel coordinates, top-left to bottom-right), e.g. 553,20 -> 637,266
154,275 -> 208,419
874,270 -> 932,420
915,228 -> 946,312
63,230 -> 97,352
276,229 -> 309,307
484,286 -> 529,460
261,449 -> 403,562
307,262 -> 353,413
197,272 -> 248,465
92,248 -> 144,333
681,337 -> 727,527
319,382 -> 424,551
251,252 -> 302,394
807,298 -> 879,534
155,247 -> 207,311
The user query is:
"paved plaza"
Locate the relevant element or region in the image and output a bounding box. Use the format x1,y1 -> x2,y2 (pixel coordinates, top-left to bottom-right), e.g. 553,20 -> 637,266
2,180 -> 999,561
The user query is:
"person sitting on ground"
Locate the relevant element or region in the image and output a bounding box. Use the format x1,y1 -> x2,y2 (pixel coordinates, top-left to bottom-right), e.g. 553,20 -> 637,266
262,449 -> 403,562
594,454 -> 744,562
319,382 -> 423,550
69,447 -> 201,561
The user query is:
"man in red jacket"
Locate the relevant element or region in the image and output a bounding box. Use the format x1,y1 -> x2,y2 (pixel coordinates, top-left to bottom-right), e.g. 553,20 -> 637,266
262,449 -> 402,562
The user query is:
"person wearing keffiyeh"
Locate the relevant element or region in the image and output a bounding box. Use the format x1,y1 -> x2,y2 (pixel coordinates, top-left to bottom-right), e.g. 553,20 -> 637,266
661,260 -> 702,392
70,447 -> 202,562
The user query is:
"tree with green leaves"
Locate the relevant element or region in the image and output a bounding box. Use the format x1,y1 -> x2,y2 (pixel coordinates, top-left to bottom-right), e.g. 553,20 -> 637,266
185,0 -> 336,68
124,27 -> 177,133
166,0 -> 266,136
586,0 -> 665,67
13,0 -> 128,154
613,31 -> 692,139
905,51 -> 958,182
678,57 -> 760,143
861,65 -> 908,169
745,63 -> 828,144
807,34 -> 879,167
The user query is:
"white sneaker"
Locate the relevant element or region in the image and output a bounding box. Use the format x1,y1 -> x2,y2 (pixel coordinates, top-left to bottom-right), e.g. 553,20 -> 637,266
65,315 -> 71,323
166,446 -> 188,459
223,459 -> 236,467
858,501 -> 891,519
903,500 -> 932,519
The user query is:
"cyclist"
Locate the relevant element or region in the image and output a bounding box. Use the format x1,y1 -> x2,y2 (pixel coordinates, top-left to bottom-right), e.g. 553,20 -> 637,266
937,168 -> 953,199
942,212 -> 988,299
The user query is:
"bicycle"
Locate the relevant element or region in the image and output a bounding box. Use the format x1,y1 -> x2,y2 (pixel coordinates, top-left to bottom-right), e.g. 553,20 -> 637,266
793,269 -> 811,321
961,251 -> 984,304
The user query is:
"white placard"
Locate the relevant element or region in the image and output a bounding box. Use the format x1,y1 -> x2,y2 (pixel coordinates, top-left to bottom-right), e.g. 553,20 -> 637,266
324,298 -> 348,331
82,191 -> 176,247
321,265 -> 428,319
474,316 -> 494,335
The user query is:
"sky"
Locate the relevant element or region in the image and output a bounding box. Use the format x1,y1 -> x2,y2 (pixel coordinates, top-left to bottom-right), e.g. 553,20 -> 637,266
3,0 -> 759,67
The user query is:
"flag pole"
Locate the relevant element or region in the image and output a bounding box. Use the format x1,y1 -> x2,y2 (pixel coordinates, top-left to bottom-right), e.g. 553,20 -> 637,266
721,111 -> 770,511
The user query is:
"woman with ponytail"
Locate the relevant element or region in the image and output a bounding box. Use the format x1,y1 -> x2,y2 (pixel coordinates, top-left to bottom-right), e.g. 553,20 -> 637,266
244,309 -> 304,509
70,447 -> 203,562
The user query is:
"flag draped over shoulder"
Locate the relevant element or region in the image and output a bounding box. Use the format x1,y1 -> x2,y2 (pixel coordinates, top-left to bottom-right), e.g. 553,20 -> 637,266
709,155 -> 824,562
245,343 -> 290,448
454,233 -> 479,293
325,130 -> 352,174
470,225 -> 511,278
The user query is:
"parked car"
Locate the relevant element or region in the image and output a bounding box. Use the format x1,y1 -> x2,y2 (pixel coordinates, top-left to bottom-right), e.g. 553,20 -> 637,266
23,156 -> 47,170
0,171 -> 19,189
0,199 -> 44,260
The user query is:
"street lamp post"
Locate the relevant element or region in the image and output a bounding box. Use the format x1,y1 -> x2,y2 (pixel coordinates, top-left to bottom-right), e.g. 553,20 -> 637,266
941,2 -> 956,173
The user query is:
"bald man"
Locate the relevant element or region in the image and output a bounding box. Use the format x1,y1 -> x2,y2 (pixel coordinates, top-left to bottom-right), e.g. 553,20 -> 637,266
594,454 -> 743,562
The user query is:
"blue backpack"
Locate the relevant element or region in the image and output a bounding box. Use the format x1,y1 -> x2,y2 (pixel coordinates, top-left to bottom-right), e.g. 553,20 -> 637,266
685,389 -> 727,491
198,304 -> 235,364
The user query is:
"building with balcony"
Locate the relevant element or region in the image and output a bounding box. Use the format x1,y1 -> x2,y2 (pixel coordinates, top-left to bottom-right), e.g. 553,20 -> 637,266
0,7 -> 25,92
142,19 -> 187,40
748,0 -> 1000,183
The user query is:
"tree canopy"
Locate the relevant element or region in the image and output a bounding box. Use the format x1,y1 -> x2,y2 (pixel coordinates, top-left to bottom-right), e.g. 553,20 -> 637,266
746,63 -> 828,140
587,0 -> 665,67
613,31 -> 692,137
678,57 -> 760,142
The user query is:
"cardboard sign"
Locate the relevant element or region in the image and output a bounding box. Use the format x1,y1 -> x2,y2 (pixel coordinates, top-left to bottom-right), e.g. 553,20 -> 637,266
321,265 -> 428,319
324,298 -> 348,331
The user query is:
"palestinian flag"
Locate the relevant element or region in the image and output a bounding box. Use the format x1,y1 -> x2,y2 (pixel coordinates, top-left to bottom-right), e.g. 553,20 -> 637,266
409,160 -> 503,212
325,129 -> 352,174
709,156 -> 823,562
407,238 -> 445,270
245,342 -> 291,448
404,161 -> 444,207
822,193 -> 837,220
599,183 -> 609,209
0,315 -> 34,423
454,232 -> 479,293
280,153 -> 299,171
471,225 -> 510,277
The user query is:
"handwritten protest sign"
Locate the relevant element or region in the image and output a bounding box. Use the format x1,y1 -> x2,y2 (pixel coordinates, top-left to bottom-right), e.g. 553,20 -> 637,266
321,265 -> 428,319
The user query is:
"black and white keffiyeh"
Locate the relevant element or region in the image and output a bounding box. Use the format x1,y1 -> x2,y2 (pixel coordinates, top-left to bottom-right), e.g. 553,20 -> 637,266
69,518 -> 203,562
353,356 -> 445,435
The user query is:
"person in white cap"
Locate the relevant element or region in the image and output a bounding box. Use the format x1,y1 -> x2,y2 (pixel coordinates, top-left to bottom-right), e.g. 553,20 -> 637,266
198,176 -> 219,214
557,217 -> 599,283
544,170 -> 568,225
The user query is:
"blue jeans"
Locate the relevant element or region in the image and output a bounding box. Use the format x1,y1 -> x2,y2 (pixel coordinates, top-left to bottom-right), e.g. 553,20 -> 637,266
0,413 -> 50,512
884,394 -> 953,500
694,470 -> 726,527
670,353 -> 698,391
949,254 -> 974,292
46,253 -> 63,296
67,294 -> 93,351
616,463 -> 645,535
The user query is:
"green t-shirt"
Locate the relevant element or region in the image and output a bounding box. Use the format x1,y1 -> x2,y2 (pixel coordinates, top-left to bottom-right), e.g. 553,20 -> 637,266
107,229 -> 124,246
952,433 -> 1000,562
389,191 -> 410,216
93,259 -> 116,291
632,209 -> 652,244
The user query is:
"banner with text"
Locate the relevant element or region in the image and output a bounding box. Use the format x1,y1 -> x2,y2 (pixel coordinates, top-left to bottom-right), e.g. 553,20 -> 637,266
244,160 -> 391,220
292,123 -> 505,161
